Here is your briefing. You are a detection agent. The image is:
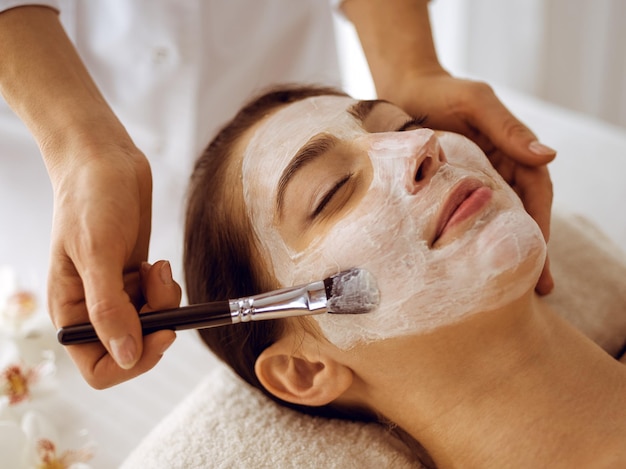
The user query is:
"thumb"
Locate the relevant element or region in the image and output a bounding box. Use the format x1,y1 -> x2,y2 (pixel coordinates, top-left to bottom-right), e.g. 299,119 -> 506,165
81,259 -> 143,370
472,93 -> 557,166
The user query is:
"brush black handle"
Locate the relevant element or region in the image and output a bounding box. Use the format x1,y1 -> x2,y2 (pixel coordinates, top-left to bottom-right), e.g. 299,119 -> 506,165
57,300 -> 232,345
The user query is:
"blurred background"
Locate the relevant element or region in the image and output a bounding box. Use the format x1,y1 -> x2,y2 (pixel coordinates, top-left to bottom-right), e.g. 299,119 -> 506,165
1,2 -> 625,467
337,0 -> 626,131
335,0 -> 626,254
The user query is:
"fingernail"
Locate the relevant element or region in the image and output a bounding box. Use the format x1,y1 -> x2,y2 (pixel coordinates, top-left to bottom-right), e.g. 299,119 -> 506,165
110,335 -> 138,370
529,141 -> 556,156
159,261 -> 173,285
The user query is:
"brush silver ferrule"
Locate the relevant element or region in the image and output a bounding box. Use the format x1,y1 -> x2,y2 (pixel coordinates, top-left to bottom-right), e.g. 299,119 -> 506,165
229,280 -> 327,323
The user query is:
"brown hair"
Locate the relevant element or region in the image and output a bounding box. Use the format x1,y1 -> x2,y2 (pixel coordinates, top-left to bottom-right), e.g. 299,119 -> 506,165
183,84 -> 354,419
184,84 -> 435,467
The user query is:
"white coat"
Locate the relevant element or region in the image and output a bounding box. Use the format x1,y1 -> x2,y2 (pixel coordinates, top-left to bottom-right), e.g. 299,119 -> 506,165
0,0 -> 343,285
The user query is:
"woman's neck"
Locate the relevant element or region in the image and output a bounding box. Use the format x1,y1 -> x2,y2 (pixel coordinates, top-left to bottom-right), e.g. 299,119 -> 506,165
355,293 -> 626,468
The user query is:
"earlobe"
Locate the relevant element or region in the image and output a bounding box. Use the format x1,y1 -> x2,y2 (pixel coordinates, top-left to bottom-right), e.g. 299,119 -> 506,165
255,338 -> 353,407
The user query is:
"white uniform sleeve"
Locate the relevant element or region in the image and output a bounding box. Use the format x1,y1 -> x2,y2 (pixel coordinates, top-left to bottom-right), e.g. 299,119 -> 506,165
329,0 -> 345,9
0,0 -> 60,14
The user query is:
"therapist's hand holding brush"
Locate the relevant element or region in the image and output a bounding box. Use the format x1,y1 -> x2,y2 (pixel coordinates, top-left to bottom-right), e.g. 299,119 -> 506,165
0,7 -> 181,389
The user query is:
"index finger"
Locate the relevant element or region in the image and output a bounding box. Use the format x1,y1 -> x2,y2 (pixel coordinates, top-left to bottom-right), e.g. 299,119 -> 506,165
79,257 -> 144,370
463,85 -> 557,166
515,164 -> 555,294
515,164 -> 553,242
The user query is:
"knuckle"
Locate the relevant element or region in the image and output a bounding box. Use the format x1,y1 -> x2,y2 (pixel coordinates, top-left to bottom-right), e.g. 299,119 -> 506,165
458,80 -> 495,106
502,118 -> 531,141
452,80 -> 496,117
469,80 -> 494,97
88,299 -> 125,327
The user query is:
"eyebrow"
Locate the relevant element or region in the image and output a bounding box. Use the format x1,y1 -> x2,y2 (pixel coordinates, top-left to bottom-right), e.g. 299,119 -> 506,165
347,99 -> 390,124
274,99 -> 390,218
276,133 -> 337,217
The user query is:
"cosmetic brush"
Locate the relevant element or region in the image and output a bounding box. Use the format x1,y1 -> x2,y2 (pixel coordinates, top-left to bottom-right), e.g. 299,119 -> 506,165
56,268 -> 379,345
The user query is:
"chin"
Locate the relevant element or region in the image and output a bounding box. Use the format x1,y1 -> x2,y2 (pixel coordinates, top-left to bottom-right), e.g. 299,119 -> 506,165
474,209 -> 547,310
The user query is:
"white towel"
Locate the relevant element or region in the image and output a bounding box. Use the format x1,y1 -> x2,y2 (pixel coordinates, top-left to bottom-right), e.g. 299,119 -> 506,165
121,213 -> 626,468
544,212 -> 626,355
121,363 -> 420,468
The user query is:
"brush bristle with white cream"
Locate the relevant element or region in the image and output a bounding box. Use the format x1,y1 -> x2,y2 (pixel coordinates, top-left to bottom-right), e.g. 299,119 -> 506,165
324,268 -> 380,314
57,268 -> 379,345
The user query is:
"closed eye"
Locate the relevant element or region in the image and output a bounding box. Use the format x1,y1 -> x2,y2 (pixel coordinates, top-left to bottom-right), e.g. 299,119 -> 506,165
397,115 -> 428,132
312,173 -> 352,219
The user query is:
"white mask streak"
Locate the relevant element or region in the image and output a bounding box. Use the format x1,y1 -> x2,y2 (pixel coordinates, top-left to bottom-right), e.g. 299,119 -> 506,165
242,97 -> 546,349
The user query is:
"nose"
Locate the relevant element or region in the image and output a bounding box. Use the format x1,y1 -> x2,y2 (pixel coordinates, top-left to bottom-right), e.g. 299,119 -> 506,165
404,129 -> 446,195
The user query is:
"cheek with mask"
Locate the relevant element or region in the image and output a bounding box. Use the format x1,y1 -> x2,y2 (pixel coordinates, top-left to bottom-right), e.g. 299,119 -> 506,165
248,127 -> 546,349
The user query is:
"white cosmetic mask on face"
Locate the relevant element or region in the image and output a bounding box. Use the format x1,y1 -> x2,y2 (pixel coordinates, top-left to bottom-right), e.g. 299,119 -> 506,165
242,97 -> 546,349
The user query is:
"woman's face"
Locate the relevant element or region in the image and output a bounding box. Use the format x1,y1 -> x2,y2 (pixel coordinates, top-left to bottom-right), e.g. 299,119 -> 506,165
240,96 -> 546,349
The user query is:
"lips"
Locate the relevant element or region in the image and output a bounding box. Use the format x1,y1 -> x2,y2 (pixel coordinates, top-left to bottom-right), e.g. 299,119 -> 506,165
432,178 -> 492,246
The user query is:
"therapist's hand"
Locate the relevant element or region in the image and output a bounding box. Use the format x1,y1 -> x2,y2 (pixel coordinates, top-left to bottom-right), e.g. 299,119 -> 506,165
47,144 -> 178,388
342,0 -> 555,294
389,71 -> 555,294
0,6 -> 180,387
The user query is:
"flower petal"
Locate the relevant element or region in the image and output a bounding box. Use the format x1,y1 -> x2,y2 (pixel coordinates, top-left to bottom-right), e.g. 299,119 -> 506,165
0,420 -> 30,468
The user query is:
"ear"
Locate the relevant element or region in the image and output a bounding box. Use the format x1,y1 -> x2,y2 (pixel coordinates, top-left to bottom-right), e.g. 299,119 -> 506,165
255,335 -> 353,407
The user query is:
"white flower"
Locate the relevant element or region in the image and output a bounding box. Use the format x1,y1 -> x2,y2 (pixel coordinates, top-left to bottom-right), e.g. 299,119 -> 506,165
0,344 -> 56,408
0,266 -> 95,468
0,419 -> 29,468
0,265 -> 56,344
0,410 -> 95,469
0,265 -> 59,408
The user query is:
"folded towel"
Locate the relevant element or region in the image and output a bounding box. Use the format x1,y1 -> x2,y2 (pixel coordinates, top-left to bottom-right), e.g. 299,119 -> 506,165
121,363 -> 420,468
121,213 -> 626,468
544,212 -> 626,355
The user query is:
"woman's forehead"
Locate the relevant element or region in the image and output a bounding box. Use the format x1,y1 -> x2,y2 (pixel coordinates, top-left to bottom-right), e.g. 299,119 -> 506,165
242,96 -> 361,173
244,95 -> 411,162
263,95 -> 359,132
